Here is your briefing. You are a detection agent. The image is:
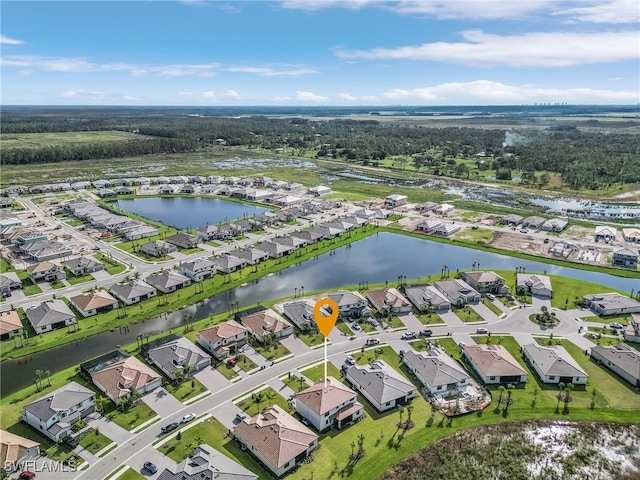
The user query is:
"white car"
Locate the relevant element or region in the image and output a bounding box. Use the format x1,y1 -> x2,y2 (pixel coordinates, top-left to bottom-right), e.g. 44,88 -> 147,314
236,411 -> 248,422
486,293 -> 496,300
345,355 -> 356,365
181,413 -> 196,423
369,319 -> 379,327
401,332 -> 416,340
352,324 -> 362,331
609,322 -> 624,330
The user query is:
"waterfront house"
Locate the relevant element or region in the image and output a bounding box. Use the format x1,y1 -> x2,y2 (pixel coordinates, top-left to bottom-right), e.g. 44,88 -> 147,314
197,320 -> 248,359
521,343 -> 587,385
345,360 -> 416,412
25,300 -> 77,334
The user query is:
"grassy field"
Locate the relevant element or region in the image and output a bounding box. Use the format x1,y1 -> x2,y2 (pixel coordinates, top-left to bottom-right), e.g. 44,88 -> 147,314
453,228 -> 494,243
110,467 -> 146,480
166,377 -> 207,402
236,386 -> 291,416
107,401 -> 158,431
282,374 -> 311,392
482,298 -> 504,316
415,312 -> 446,325
249,340 -> 291,361
0,131 -> 153,149
454,306 -> 484,323
77,428 -> 113,453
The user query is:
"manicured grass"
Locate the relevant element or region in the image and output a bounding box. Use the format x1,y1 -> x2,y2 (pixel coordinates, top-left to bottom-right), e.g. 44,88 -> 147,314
215,362 -> 240,381
454,307 -> 484,323
282,374 -> 311,392
236,387 -> 291,416
336,321 -> 354,336
580,313 -> 632,325
179,247 -> 204,255
482,299 -> 504,316
453,227 -> 494,243
297,330 -> 325,347
234,354 -> 259,372
22,283 -> 43,296
415,312 -> 446,325
1,130 -> 150,149
110,467 -> 146,480
66,274 -> 94,285
78,429 -> 113,453
107,402 -> 158,431
160,416 -> 274,480
65,219 -> 86,227
498,296 -> 516,308
385,315 -> 405,328
352,345 -> 415,382
301,362 -> 343,383
0,258 -> 14,272
93,253 -> 127,275
167,377 -> 208,402
50,280 -> 66,289
205,240 -> 222,247
249,340 -> 291,361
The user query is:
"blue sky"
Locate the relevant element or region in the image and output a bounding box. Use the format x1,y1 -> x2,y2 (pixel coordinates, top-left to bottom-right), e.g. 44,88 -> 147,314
1,0 -> 639,105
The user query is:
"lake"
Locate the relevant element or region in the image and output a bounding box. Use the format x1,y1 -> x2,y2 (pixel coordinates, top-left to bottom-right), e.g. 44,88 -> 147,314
115,197 -> 271,230
2,232 -> 638,395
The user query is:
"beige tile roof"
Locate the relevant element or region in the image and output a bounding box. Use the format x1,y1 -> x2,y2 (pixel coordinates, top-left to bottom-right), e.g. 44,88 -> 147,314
367,288 -> 410,310
0,311 -> 22,335
26,261 -> 59,274
0,429 -> 39,466
91,356 -> 160,400
296,377 -> 358,416
464,271 -> 504,283
463,344 -> 527,377
234,405 -> 317,469
69,290 -> 118,312
240,309 -> 292,337
199,320 -> 246,344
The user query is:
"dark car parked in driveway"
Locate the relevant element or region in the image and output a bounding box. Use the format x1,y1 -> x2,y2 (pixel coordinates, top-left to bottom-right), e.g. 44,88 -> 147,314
419,329 -> 433,337
143,462 -> 158,474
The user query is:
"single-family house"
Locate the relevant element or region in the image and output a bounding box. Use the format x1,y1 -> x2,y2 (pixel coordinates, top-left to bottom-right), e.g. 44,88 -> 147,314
145,270 -> 191,294
435,203 -> 455,215
516,274 -> 553,298
541,217 -> 569,232
154,176 -> 169,184
196,225 -> 221,241
309,185 -> 332,197
139,240 -> 177,257
590,344 -> 640,387
111,178 -> 130,187
156,444 -> 257,480
273,235 -> 307,250
345,360 -> 416,412
25,300 -> 77,334
197,320 -> 248,359
522,216 -> 546,230
165,233 -> 199,249
623,314 -> 640,344
622,228 -> 640,243
280,299 -> 316,330
403,285 -> 451,312
108,280 -> 157,305
180,184 -> 195,194
143,334 -> 211,380
237,307 -> 293,342
416,219 -> 442,232
326,290 -> 369,318
384,194 -> 408,208
434,223 -> 462,236
0,272 -> 22,294
291,229 -> 324,244
367,288 -> 412,314
402,348 -> 471,395
459,271 -> 507,295
158,185 -> 176,194
116,186 -> 133,195
64,256 -> 104,276
212,254 -> 246,273
595,226 -> 617,242
0,310 -> 24,340
123,224 -> 158,240
231,247 -> 269,265
522,343 -> 587,385
434,280 -> 481,306
612,246 -> 639,269
499,214 -> 523,226
582,293 -> 640,316
255,240 -> 293,258
21,241 -> 72,262
134,177 -> 150,186
82,349 -> 162,403
461,344 -> 528,384
273,195 -> 302,207
69,290 -> 118,317
98,188 -> 117,198
21,381 -> 95,442
294,377 -> 364,432
180,257 -> 216,281
0,430 -> 40,474
233,405 -> 318,478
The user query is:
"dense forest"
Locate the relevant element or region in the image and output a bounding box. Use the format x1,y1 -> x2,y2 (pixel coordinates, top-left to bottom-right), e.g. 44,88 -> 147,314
1,109 -> 638,191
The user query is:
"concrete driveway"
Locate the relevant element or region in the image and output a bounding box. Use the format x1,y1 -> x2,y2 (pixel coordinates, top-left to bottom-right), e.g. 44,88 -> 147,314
279,335 -> 310,356
91,270 -> 112,282
85,412 -> 133,445
194,366 -> 230,391
140,387 -> 183,418
214,400 -> 246,430
397,312 -> 423,331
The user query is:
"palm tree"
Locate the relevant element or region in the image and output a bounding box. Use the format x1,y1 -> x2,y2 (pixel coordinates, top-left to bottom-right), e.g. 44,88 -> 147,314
34,369 -> 44,391
357,433 -> 365,457
497,385 -> 506,405
564,383 -> 574,410
253,391 -> 265,413
505,384 -> 515,413
556,382 -> 566,410
406,404 -> 414,428
398,406 -> 404,428
173,368 -> 185,385
44,370 -> 51,387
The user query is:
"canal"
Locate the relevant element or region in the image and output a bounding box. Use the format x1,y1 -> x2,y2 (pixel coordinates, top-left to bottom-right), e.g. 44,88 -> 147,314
3,232 -> 639,395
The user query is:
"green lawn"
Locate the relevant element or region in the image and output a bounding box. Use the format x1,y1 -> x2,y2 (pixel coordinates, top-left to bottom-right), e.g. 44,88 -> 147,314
297,330 -> 325,348
50,280 -> 66,289
453,228 -> 494,243
166,377 -> 208,402
498,296 -> 516,308
384,315 -> 405,328
454,307 -> 484,323
180,247 -> 204,255
66,274 -> 94,285
235,354 -> 259,372
160,417 -> 274,480
22,283 -> 43,296
415,312 -> 446,325
93,253 -> 127,275
78,428 -> 113,453
108,467 -> 146,480
580,313 -> 632,325
336,321 -> 354,336
216,362 -> 240,380
107,402 -> 158,431
249,340 -> 291,361
301,362 -> 343,383
482,299 -> 503,316
236,387 -> 291,416
282,374 -> 311,392
351,346 -> 415,383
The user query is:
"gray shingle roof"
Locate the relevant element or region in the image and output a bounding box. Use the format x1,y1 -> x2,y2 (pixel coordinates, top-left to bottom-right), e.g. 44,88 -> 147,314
403,348 -> 470,388
109,281 -> 156,301
25,300 -> 75,329
346,360 -> 415,405
146,337 -> 211,375
522,343 -> 587,378
23,381 -> 94,422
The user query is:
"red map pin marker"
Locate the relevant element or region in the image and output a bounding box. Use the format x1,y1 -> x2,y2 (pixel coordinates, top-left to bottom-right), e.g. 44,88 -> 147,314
314,298 -> 339,337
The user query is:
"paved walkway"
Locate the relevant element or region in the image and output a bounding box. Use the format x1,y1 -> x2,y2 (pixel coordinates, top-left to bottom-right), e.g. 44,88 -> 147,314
140,387 -> 182,417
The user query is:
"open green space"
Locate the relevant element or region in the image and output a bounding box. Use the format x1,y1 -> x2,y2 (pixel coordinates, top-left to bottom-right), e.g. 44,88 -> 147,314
236,387 -> 291,416
453,227 -> 494,244
107,401 -> 158,431
296,330 -> 325,347
301,362 -> 343,383
281,374 -> 310,392
22,283 -> 43,296
166,377 -> 208,402
77,428 -> 113,453
414,312 -> 446,325
234,354 -> 259,373
110,467 -> 146,480
215,362 -> 240,381
336,320 -> 354,336
1,131 -> 152,149
66,273 -> 94,285
482,298 -> 504,316
248,338 -> 291,361
580,313 -> 632,325
454,306 -> 484,323
94,253 -> 127,275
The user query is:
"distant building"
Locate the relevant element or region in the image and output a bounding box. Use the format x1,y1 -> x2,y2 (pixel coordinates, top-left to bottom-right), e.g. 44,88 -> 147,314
582,293 -> 640,316
516,274 -> 553,298
522,216 -> 546,230
595,226 -> 617,242
345,360 -> 416,412
521,343 -> 587,385
612,246 -> 639,269
541,218 -> 569,232
384,194 -> 408,208
590,344 -> 640,387
461,344 -> 528,384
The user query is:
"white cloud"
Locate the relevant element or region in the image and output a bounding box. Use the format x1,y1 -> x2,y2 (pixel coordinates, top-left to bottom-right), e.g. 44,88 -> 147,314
380,80 -> 640,104
223,89 -> 241,100
1,35 -> 24,45
335,30 -> 639,67
339,93 -> 357,100
553,0 -> 640,24
296,91 -> 329,102
178,91 -> 195,96
226,66 -> 318,76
